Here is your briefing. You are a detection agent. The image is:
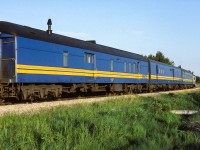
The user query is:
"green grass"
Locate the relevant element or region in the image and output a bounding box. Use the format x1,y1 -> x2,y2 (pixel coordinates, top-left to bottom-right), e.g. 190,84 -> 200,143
196,83 -> 200,88
0,92 -> 200,149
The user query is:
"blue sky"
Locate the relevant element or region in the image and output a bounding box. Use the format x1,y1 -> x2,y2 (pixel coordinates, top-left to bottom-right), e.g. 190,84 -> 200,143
1,0 -> 200,75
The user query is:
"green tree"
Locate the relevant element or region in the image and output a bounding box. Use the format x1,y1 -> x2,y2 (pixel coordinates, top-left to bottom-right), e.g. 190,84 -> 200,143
146,51 -> 174,66
196,76 -> 200,83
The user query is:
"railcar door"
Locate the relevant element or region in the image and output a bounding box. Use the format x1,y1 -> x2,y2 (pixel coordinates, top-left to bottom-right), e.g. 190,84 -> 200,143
84,52 -> 95,83
156,65 -> 158,82
193,75 -> 196,85
181,69 -> 183,83
169,68 -> 175,84
172,69 -> 175,82
0,34 -> 15,83
137,61 -> 141,83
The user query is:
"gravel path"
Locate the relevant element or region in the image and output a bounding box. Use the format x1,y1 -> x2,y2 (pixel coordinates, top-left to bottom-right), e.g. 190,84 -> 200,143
0,88 -> 199,116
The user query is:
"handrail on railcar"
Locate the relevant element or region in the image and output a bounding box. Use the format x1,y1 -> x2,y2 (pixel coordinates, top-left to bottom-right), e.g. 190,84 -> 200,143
0,58 -> 15,61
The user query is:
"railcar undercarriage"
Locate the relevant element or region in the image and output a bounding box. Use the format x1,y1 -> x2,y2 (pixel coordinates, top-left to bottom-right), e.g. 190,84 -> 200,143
0,83 -> 195,102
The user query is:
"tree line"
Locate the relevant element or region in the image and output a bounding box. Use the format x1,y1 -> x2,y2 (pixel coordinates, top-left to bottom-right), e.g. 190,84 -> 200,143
145,51 -> 174,66
196,76 -> 200,83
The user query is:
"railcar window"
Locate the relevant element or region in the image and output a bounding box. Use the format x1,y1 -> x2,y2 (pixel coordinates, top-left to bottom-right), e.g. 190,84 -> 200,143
159,69 -> 164,74
129,63 -> 132,73
85,53 -> 94,64
110,60 -> 114,71
63,51 -> 68,67
124,62 -> 127,72
133,63 -> 136,73
137,62 -> 140,73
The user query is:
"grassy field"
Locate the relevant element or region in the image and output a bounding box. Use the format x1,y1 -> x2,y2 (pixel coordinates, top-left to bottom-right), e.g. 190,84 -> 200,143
0,91 -> 199,149
196,83 -> 200,88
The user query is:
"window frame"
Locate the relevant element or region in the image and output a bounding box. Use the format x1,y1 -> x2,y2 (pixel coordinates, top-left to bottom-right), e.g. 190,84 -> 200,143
128,63 -> 132,73
63,51 -> 68,67
137,62 -> 140,73
84,53 -> 94,64
124,62 -> 127,72
110,60 -> 114,71
133,63 -> 136,73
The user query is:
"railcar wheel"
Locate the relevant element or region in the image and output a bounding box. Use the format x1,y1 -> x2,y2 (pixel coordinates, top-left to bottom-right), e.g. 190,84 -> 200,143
28,94 -> 39,103
46,91 -> 56,100
17,89 -> 25,101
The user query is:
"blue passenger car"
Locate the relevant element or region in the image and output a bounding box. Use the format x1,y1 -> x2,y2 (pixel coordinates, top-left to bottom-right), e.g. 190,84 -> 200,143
149,60 -> 183,90
15,33 -> 149,85
0,21 -> 196,100
182,69 -> 194,85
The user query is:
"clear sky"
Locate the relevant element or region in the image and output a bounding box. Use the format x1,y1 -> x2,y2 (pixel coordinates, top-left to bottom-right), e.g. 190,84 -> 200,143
1,0 -> 200,75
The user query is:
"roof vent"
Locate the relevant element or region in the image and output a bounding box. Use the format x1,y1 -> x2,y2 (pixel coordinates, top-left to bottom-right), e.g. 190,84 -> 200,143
86,40 -> 96,44
47,19 -> 52,35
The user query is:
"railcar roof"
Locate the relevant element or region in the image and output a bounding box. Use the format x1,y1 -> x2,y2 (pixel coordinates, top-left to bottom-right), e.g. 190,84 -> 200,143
150,59 -> 193,74
150,59 -> 177,68
0,21 -> 147,61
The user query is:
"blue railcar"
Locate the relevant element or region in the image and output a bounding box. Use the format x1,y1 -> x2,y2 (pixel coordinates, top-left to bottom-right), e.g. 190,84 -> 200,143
0,21 -> 196,100
149,60 -> 185,90
182,69 -> 195,85
16,33 -> 149,84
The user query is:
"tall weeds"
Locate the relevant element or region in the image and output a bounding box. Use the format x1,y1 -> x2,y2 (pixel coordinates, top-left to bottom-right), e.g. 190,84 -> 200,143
0,92 -> 199,149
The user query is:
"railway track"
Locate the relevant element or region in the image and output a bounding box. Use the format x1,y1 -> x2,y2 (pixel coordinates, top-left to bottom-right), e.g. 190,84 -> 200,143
0,88 -> 199,116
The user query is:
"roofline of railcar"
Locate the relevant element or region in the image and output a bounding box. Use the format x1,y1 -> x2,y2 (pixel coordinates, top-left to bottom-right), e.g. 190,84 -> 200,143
149,59 -> 193,74
0,21 -> 147,61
